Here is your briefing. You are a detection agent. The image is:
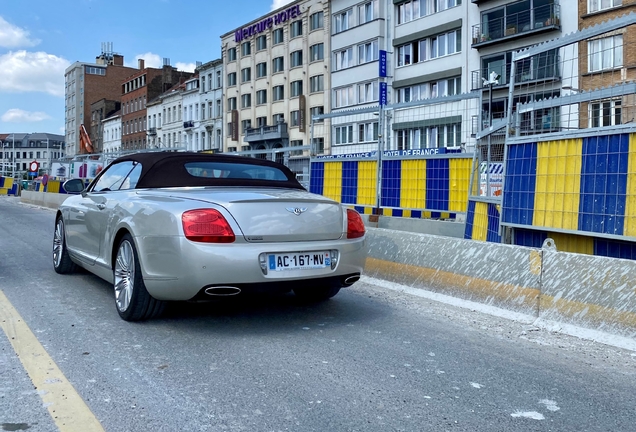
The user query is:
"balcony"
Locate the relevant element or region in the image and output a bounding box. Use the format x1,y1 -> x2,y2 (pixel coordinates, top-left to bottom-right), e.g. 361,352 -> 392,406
243,123 -> 288,143
147,127 -> 157,136
472,3 -> 560,48
183,120 -> 195,129
471,59 -> 560,91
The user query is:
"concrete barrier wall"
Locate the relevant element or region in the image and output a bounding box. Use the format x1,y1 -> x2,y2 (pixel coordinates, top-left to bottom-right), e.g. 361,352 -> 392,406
20,191 -> 69,210
366,228 -> 636,339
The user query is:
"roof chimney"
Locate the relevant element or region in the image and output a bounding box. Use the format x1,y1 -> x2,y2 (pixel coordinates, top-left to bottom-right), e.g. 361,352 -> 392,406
138,59 -> 145,70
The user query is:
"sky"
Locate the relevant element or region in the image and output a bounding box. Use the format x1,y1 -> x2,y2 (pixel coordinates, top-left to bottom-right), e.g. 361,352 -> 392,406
0,0 -> 295,136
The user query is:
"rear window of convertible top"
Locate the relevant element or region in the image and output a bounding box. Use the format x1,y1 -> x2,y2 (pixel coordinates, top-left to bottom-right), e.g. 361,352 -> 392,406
184,162 -> 289,181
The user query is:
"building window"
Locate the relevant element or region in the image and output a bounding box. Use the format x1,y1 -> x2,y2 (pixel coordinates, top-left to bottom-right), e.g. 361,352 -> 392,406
359,122 -> 379,142
228,72 -> 237,86
241,119 -> 252,133
290,80 -> 303,97
333,47 -> 354,71
273,85 -> 285,101
310,11 -> 324,31
334,9 -> 353,33
310,43 -> 324,62
273,56 -> 285,73
256,62 -> 267,78
313,137 -> 325,153
290,50 -> 303,68
588,35 -> 623,72
358,81 -> 379,103
479,0 -> 554,42
201,75 -> 206,92
359,0 -> 378,25
216,71 -> 222,88
310,75 -> 324,93
216,99 -> 221,117
590,99 -> 622,127
290,110 -> 301,127
273,28 -> 284,45
257,116 -> 267,127
290,20 -> 303,38
256,89 -> 267,105
228,97 -> 237,111
228,47 -> 237,61
334,125 -> 354,144
241,41 -> 251,56
241,67 -> 251,83
334,86 -> 354,108
273,113 -> 285,124
358,40 -> 379,64
310,106 -> 324,122
256,35 -> 267,51
241,94 -> 251,108
587,0 -> 623,13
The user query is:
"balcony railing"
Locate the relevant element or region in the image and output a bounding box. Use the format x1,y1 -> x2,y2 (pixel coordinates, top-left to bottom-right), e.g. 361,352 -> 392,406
244,123 -> 288,143
472,3 -> 560,48
147,127 -> 157,136
183,120 -> 195,129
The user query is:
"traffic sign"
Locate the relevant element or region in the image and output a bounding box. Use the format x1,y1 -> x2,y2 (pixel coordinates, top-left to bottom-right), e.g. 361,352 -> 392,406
29,161 -> 39,173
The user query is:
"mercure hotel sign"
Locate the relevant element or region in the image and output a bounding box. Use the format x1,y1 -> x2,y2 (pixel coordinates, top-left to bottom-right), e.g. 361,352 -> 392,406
235,4 -> 301,43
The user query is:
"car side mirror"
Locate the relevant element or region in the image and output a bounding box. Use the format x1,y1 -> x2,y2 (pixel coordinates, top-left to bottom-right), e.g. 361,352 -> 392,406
63,178 -> 85,194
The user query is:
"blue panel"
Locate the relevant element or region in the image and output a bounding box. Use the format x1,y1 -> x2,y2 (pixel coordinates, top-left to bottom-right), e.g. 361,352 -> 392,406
579,134 -> 629,235
502,142 -> 537,226
411,210 -> 422,219
381,160 -> 401,207
430,212 -> 441,218
486,203 -> 502,243
464,200 -> 476,239
354,206 -> 365,214
310,162 -> 324,196
513,228 -> 547,248
341,161 -> 358,204
392,209 -> 403,217
595,238 -> 636,260
426,158 -> 449,211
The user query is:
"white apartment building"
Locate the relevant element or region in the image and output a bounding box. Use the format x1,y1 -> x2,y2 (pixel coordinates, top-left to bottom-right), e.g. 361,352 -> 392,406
182,76 -> 203,151
159,83 -> 185,149
146,98 -> 162,149
329,0 -> 390,155
220,0 -> 331,169
102,112 -> 122,154
196,59 -> 224,152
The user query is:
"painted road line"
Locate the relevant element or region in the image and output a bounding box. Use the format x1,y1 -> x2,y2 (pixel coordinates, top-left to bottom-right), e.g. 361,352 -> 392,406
0,289 -> 104,432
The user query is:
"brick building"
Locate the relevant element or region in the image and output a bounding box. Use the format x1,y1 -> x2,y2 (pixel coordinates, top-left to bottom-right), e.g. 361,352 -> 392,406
90,99 -> 120,153
120,59 -> 193,150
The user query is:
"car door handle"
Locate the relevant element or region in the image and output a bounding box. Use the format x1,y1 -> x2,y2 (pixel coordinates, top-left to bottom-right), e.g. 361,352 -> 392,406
97,204 -> 106,210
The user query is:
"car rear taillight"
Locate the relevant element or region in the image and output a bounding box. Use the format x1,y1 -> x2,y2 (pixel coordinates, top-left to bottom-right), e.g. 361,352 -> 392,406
346,209 -> 365,239
182,209 -> 235,243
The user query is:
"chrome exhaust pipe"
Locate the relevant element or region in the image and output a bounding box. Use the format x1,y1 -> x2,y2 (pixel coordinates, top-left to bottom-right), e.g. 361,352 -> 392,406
343,275 -> 360,286
204,286 -> 242,296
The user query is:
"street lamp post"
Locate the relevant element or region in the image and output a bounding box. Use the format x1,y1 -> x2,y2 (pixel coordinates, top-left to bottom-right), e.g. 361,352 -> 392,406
482,71 -> 500,197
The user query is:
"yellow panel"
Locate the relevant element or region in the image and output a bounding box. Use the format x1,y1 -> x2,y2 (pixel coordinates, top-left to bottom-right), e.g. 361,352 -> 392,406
472,202 -> 488,241
382,208 -> 392,217
363,207 -> 373,215
2,178 -> 13,188
357,161 -> 377,206
422,211 -> 431,219
323,163 -> 342,202
400,160 -> 426,209
550,232 -> 594,255
449,158 -> 471,212
625,134 -> 636,237
48,180 -> 61,194
534,139 -> 582,230
402,209 -> 411,218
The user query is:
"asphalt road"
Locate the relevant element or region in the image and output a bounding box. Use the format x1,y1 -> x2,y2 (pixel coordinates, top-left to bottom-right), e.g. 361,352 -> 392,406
1,196 -> 635,432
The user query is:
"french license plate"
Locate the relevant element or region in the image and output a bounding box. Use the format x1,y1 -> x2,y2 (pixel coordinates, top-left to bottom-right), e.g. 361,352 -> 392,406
268,251 -> 331,271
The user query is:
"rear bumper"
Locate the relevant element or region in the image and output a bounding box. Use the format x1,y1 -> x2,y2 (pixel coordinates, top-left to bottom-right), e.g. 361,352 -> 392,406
134,235 -> 366,301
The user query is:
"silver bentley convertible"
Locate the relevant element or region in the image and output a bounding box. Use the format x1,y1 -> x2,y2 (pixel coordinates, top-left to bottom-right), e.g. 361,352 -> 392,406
53,152 -> 366,321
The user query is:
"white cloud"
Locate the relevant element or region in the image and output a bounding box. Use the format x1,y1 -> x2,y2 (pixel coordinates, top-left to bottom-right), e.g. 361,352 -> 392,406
0,16 -> 40,48
1,108 -> 51,123
175,62 -> 196,73
126,52 -> 163,69
0,50 -> 69,97
271,0 -> 294,10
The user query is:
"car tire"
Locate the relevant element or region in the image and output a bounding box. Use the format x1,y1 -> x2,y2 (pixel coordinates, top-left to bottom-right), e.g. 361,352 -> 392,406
114,234 -> 165,322
53,217 -> 77,274
293,286 -> 341,302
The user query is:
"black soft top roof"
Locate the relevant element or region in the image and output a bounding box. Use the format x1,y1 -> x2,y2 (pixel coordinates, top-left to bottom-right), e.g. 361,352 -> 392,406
106,152 -> 305,190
